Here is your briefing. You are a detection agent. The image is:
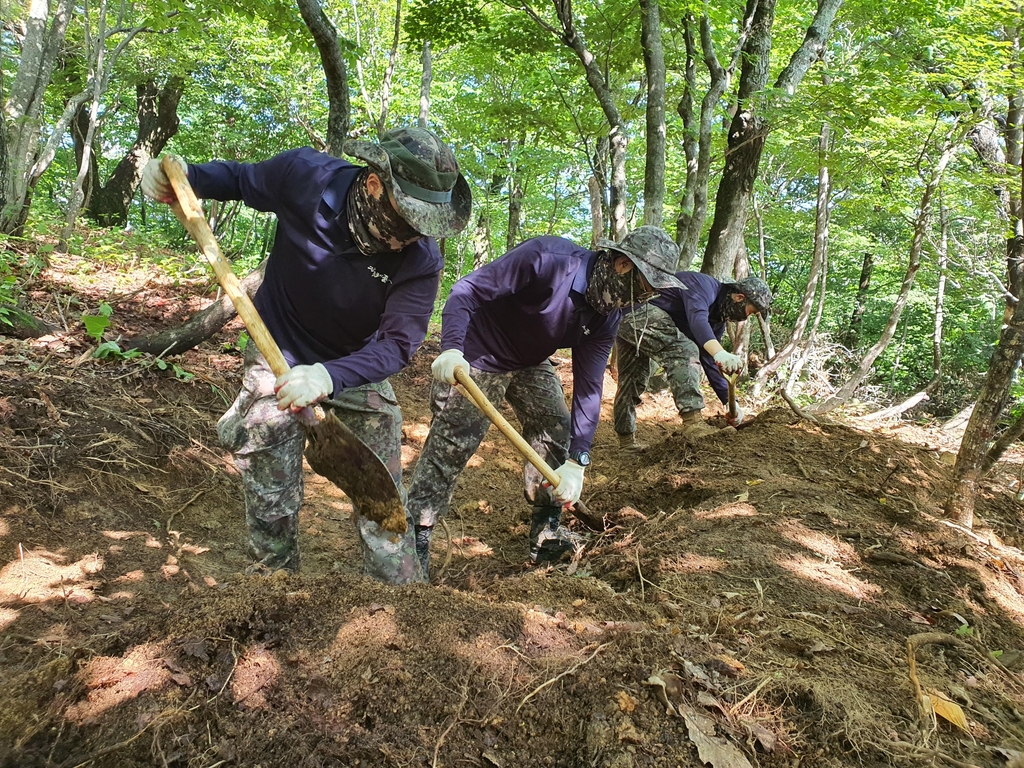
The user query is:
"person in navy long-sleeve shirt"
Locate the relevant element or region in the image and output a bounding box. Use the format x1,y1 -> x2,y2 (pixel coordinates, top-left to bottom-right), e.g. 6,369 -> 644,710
141,128 -> 471,583
613,273 -> 772,447
407,226 -> 683,571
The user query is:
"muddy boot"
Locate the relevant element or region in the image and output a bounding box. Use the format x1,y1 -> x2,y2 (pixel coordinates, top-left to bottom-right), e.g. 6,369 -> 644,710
680,410 -> 718,439
529,506 -> 583,563
246,513 -> 300,574
617,432 -> 649,454
415,525 -> 433,579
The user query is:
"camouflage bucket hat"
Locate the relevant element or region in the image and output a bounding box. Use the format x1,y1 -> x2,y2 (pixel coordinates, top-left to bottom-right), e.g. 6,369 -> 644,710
734,276 -> 773,315
596,225 -> 685,291
343,127 -> 472,238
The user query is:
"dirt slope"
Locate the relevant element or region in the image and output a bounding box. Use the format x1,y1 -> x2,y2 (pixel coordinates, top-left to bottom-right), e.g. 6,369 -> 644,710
3,253 -> 1024,768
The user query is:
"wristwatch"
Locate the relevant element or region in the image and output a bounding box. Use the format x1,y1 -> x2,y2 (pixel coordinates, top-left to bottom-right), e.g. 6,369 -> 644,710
568,450 -> 591,467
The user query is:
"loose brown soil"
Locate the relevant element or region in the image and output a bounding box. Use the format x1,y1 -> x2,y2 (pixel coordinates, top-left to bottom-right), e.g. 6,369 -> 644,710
4,250 -> 1024,768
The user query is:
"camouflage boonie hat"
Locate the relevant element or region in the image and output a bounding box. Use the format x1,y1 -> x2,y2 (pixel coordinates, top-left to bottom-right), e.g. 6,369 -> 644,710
733,276 -> 772,315
596,225 -> 685,291
344,127 -> 472,238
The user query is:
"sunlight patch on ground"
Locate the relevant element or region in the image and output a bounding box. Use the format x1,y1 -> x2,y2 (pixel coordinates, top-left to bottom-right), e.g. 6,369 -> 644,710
0,549 -> 104,606
65,642 -> 173,724
778,553 -> 881,601
521,607 -> 577,655
658,553 -> 728,573
450,536 -> 494,561
231,645 -> 281,710
331,604 -> 403,655
453,631 -> 521,679
965,563 -> 1024,626
775,519 -> 858,562
0,607 -> 18,630
102,530 -> 150,541
404,422 -> 430,442
693,502 -> 759,521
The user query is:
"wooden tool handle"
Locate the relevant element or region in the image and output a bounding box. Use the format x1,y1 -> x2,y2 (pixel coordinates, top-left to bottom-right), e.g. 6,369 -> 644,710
453,366 -> 562,489
725,372 -> 739,421
162,155 -> 290,378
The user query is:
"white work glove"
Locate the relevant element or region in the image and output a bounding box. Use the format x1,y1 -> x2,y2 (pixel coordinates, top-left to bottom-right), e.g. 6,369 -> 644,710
432,348 -> 470,385
713,349 -> 744,375
728,403 -> 745,427
552,460 -> 585,506
141,155 -> 187,203
274,363 -> 333,411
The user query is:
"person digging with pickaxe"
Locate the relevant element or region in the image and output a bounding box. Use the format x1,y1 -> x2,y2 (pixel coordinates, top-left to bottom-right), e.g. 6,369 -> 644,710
407,226 -> 683,576
141,128 -> 470,583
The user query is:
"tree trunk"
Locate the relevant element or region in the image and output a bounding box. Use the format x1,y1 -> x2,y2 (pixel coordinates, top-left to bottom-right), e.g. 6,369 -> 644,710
124,262 -> 267,356
1,0 -> 74,234
639,0 -> 665,227
756,121 -> 831,385
61,0 -> 110,250
507,170 -> 524,251
0,304 -> 59,339
376,0 -> 402,136
815,128 -> 963,414
700,0 -> 844,278
588,175 -> 604,249
675,11 -> 744,267
947,84 -> 1024,520
296,0 -> 351,155
472,212 -> 491,272
418,41 -> 432,128
844,251 -> 874,348
946,236 -> 1024,527
859,197 -> 947,421
524,0 -> 628,239
700,0 -> 775,279
81,78 -> 183,227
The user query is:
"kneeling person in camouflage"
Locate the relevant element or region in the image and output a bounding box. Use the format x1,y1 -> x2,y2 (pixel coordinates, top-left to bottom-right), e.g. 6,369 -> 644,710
613,273 -> 771,448
407,227 -> 683,575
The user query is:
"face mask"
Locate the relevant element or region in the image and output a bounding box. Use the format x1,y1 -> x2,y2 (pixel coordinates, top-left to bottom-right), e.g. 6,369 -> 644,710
585,252 -> 650,315
346,169 -> 421,254
715,291 -> 751,322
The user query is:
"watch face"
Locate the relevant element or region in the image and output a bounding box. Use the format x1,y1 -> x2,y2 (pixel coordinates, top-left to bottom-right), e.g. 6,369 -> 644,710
572,451 -> 591,466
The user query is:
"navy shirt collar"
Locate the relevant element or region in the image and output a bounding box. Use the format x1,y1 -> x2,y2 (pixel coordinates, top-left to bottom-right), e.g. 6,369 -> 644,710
570,252 -> 595,308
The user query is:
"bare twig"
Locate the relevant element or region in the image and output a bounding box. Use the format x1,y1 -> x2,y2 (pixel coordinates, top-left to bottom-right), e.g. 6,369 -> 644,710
516,643 -> 610,714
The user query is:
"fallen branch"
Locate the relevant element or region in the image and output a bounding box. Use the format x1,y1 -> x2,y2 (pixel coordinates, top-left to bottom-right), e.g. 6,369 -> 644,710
779,384 -> 818,423
124,260 -> 265,355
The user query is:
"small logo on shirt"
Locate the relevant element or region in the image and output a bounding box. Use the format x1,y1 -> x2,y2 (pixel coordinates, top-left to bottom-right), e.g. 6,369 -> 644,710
367,265 -> 391,284
582,326 -> 591,336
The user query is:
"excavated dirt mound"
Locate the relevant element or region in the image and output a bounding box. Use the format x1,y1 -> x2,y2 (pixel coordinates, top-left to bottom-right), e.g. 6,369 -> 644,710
4,252 -> 1024,768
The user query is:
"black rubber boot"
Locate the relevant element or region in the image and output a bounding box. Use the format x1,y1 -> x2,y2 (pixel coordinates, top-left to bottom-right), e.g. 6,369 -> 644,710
415,525 -> 433,578
529,506 -> 581,563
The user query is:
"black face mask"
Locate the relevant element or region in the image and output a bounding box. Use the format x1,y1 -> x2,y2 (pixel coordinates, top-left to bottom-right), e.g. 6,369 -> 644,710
346,169 -> 421,254
585,252 -> 651,315
714,290 -> 751,322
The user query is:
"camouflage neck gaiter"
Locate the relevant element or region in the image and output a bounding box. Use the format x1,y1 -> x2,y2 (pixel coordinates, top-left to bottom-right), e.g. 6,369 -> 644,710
585,252 -> 645,315
346,169 -> 421,254
714,288 -> 750,322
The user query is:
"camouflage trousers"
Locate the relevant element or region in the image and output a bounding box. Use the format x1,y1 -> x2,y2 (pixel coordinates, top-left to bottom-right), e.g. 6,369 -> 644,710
217,351 -> 422,584
613,303 -> 704,436
406,361 -> 571,528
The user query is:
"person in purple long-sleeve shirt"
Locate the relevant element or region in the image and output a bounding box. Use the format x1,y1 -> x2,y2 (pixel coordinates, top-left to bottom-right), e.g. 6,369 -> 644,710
613,273 -> 772,447
407,226 -> 683,572
140,128 -> 471,583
